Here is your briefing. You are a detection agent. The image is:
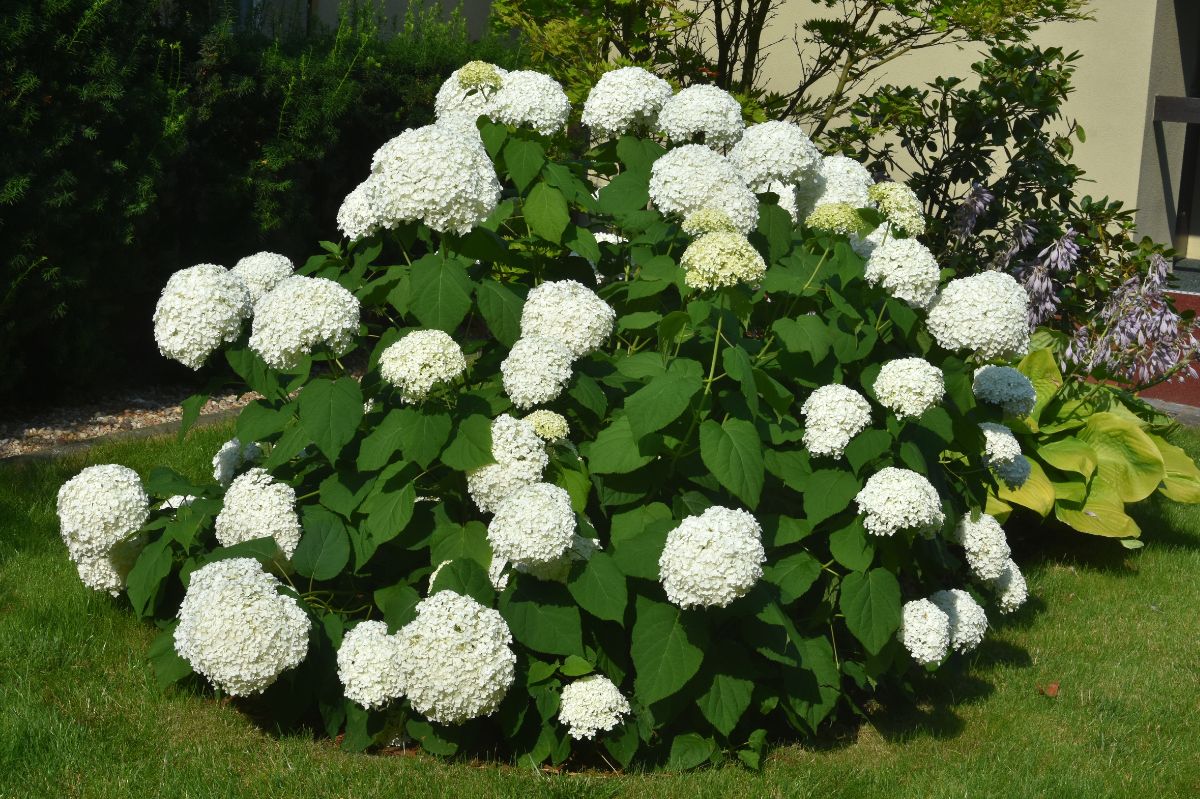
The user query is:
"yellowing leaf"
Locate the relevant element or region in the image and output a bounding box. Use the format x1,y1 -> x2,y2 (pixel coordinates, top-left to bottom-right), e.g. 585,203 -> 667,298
1017,348 -> 1063,423
1077,412 -> 1165,503
998,458 -> 1055,517
1149,434 -> 1200,503
984,493 -> 1013,523
1036,437 -> 1098,478
1055,480 -> 1140,538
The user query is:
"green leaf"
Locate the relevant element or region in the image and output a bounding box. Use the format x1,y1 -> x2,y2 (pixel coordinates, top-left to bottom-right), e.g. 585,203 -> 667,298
408,254 -> 475,333
1078,412 -> 1165,503
616,135 -> 664,173
839,568 -> 901,655
699,418 -> 764,508
476,280 -> 526,347
440,415 -> 494,472
178,392 -> 209,440
668,733 -> 716,770
374,582 -> 421,631
609,504 -> 673,579
1037,437 -> 1098,478
430,519 -> 491,567
501,580 -> 583,656
565,225 -> 601,263
524,183 -> 570,243
771,317 -> 830,363
631,595 -> 708,705
264,423 -> 309,470
503,137 -> 545,192
1055,479 -> 1140,538
236,400 -> 288,443
828,520 -> 874,570
395,408 -> 452,469
780,634 -> 840,731
597,171 -> 649,214
697,645 -> 755,737
623,371 -> 702,439
764,552 -> 822,604
293,507 -> 351,581
1150,433 -> 1200,503
585,416 -> 657,474
430,558 -> 495,606
844,429 -> 892,474
722,346 -> 759,416
319,470 -> 376,519
803,469 -> 861,527
357,410 -> 407,472
126,537 -> 174,618
567,551 -> 628,623
757,201 -> 794,264
360,481 -> 416,548
604,722 -> 641,768
226,346 -> 280,399
298,378 -> 363,464
148,626 -> 192,688
560,654 -> 594,677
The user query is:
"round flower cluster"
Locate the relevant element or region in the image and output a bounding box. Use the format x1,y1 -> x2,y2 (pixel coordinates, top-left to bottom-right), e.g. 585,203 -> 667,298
926,272 -> 1031,360
867,182 -> 925,236
394,591 -> 516,724
658,506 -> 765,608
796,155 -> 874,216
337,620 -> 406,709
336,179 -> 384,241
873,358 -> 945,419
212,437 -> 262,487
979,422 -> 1031,488
863,237 -> 942,309
973,365 -> 1037,416
855,467 -> 945,536
991,558 -> 1029,614
681,207 -> 738,236
899,598 -> 951,666
657,84 -> 745,148
558,675 -> 631,739
230,252 -> 294,305
510,534 -> 599,584
582,66 -> 673,139
524,409 -> 569,443
520,280 -> 616,358
57,464 -> 151,595
379,329 -> 467,402
467,414 -> 549,513
249,276 -> 360,370
680,231 -> 767,290
929,589 -> 988,654
435,62 -> 507,120
805,203 -> 868,236
174,557 -> 310,696
729,120 -> 821,190
215,468 -> 303,558
153,264 -> 252,370
74,538 -> 144,596
489,70 -> 571,136
500,336 -> 575,409
850,225 -> 889,259
800,385 -> 873,459
487,482 -> 576,565
953,513 -> 1010,581
648,145 -> 758,234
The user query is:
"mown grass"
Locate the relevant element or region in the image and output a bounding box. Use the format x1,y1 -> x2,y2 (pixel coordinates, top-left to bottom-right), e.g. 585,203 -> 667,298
1,423 -> 1197,798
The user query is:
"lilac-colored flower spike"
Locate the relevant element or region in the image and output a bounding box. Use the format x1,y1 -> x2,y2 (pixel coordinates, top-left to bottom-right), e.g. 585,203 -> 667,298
952,182 -> 994,243
1021,228 -> 1080,326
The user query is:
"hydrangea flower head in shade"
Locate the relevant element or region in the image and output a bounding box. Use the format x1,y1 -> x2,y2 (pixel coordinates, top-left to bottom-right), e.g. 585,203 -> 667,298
558,675 -> 631,739
873,358 -> 945,419
212,437 -> 262,487
991,558 -> 1029,614
929,588 -> 988,654
979,422 -> 1031,489
899,598 -> 951,666
954,512 -> 1012,582
379,329 -> 467,403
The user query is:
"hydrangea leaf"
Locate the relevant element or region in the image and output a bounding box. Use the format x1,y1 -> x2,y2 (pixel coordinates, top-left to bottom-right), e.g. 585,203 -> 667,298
476,279 -> 526,347
668,733 -> 716,770
148,626 -> 192,688
126,536 -> 175,618
802,469 -> 861,527
298,377 -> 363,464
501,580 -> 584,656
294,506 -> 351,581
502,137 -> 545,193
631,595 -> 708,705
524,183 -> 570,243
408,255 -> 474,333
696,645 -> 755,737
699,418 -> 764,508
828,519 -> 875,571
763,551 -> 822,604
838,568 -> 901,655
374,582 -> 421,632
623,371 -> 702,439
440,415 -> 494,472
584,416 -> 658,475
430,558 -> 495,607
567,551 -> 628,624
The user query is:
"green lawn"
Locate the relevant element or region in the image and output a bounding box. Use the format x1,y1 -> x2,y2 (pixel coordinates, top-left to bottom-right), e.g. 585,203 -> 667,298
1,424 -> 1197,798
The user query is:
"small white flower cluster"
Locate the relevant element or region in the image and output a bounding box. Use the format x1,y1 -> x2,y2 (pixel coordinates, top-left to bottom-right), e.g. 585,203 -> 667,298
249,276 -> 360,370
800,385 -> 872,459
230,252 -> 294,305
867,182 -> 925,236
979,422 -> 1031,488
991,558 -> 1029,614
873,358 -> 945,419
394,591 -> 516,724
524,409 -> 569,442
212,437 -> 262,487
856,467 -> 945,536
954,513 -> 1011,581
582,66 -> 673,139
849,225 -> 890,259
57,464 -> 151,595
729,120 -> 821,190
805,203 -> 867,237
679,231 -> 767,290
467,414 -> 549,513
489,70 -> 571,136
379,329 -> 467,403
681,207 -> 738,237
926,272 -> 1031,360
558,674 -> 631,739
174,557 -> 310,696
153,264 -> 252,370
501,336 -> 575,409
796,155 -> 874,217
899,598 -> 951,665
648,144 -> 758,234
336,620 -> 405,709
214,468 -> 303,558
487,482 -> 577,565
863,237 -> 941,309
973,365 -> 1037,417
658,506 -> 765,608
929,588 -> 988,654
435,62 -> 508,121
657,84 -> 745,148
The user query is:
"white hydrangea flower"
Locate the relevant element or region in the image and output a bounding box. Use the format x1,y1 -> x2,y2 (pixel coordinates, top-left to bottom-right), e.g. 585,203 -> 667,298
174,557 -> 310,696
926,272 -> 1031,360
973,365 -> 1037,416
796,155 -> 874,217
729,120 -> 821,190
212,437 -> 262,487
800,385 -> 873,459
991,558 -> 1029,614
511,534 -> 599,583
582,66 -> 673,139
435,62 -> 508,121
501,336 -> 574,409
856,467 -> 945,536
73,537 -> 144,597
681,207 -> 738,236
766,180 -> 801,223
489,70 -> 571,136
520,280 -> 616,358
249,276 -> 360,370
394,591 -> 516,724
850,224 -> 890,259
466,414 -> 549,513
979,422 -> 1031,489
899,598 -> 951,666
680,231 -> 767,290
863,236 -> 942,309
214,468 -> 302,558
153,264 -> 252,370
648,144 -> 758,234
365,123 -> 501,235
337,620 -> 406,709
524,409 -> 569,443
593,231 -> 627,246
658,506 -> 765,608
57,464 -> 150,560
873,358 -> 945,419
929,588 -> 988,654
953,513 -> 1011,582
487,482 -> 576,565
379,329 -> 467,402
657,84 -> 744,148
336,178 -> 384,241
805,202 -> 868,237
558,675 -> 631,739
868,182 -> 925,236
230,252 -> 294,306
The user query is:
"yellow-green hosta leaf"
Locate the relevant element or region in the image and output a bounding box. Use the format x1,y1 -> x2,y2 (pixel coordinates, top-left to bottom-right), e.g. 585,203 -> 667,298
1055,480 -> 1140,538
1017,348 -> 1063,423
1037,437 -> 1098,479
1077,412 -> 1165,503
1051,473 -> 1088,504
1149,434 -> 1200,503
984,493 -> 1013,523
998,458 -> 1055,517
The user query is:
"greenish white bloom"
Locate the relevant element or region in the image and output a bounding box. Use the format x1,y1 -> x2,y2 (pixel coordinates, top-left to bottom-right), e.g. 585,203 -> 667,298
524,409 -> 569,442
805,202 -> 867,236
873,358 -> 945,419
681,207 -> 738,236
868,182 -> 926,236
501,336 -> 575,409
558,675 -> 631,739
379,329 -> 467,402
680,231 -> 767,290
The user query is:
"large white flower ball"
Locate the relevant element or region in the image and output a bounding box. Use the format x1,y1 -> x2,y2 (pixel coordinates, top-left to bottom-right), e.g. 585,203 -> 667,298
337,620 -> 406,709
680,231 -> 767,290
863,236 -> 941,310
230,252 -> 294,305
435,61 -> 508,121
929,588 -> 988,654
991,558 -> 1029,614
153,264 -> 252,370
558,675 -> 631,740
379,329 -> 467,402
214,468 -> 303,558
582,66 -> 673,139
800,385 -> 873,459
487,482 -> 576,565
926,272 -> 1031,360
855,467 -> 945,536
489,70 -> 571,136
648,144 -> 758,234
57,464 -> 150,560
796,154 -> 874,216
873,358 -> 945,419
729,120 -> 821,190
657,84 -> 744,148
520,280 -> 616,358
658,506 -> 766,608
954,513 -> 1012,582
867,182 -> 925,236
500,336 -> 574,409
899,598 -> 951,666
212,437 -> 261,487
979,422 -> 1031,488
249,276 -> 360,370
466,414 -> 549,513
